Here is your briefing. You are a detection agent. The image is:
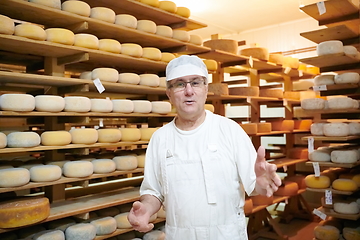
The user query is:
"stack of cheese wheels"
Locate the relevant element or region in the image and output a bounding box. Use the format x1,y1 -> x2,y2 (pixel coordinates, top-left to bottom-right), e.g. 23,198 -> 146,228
99,39 -> 122,54
314,74 -> 335,86
305,174 -> 331,189
74,33 -> 99,49
115,14 -> 138,28
64,96 -> 91,112
90,217 -> 117,235
92,68 -> 119,83
0,168 -> 30,187
7,132 -> 40,148
118,73 -> 141,84
270,120 -> 294,131
331,149 -> 359,164
172,30 -> 190,42
97,128 -> 122,143
327,96 -> 357,109
142,47 -> 162,61
310,123 -> 326,135
120,43 -> 143,57
70,128 -> 98,144
139,74 -> 160,87
240,47 -> 269,61
114,212 -> 132,229
139,128 -> 158,141
251,194 -> 273,206
92,159 -> 116,174
112,155 -> 138,170
29,165 -> 62,182
334,72 -> 360,84
0,197 -> 50,228
203,39 -> 239,54
137,20 -> 157,33
317,40 -> 343,56
274,181 -> 299,196
0,132 -> 6,149
323,122 -> 349,137
14,23 -> 47,41
61,0 -> 91,17
309,147 -> 331,162
313,225 -> 340,240
132,100 -> 152,113
32,230 -> 65,240
41,131 -> 72,146
63,160 -> 93,177
332,178 -> 358,192
65,223 -> 97,240
301,98 -> 326,110
334,200 -> 359,215
176,6 -> 191,18
45,28 -> 75,45
29,0 -> 61,9
0,93 -> 35,111
0,14 -> 15,35
119,128 -> 141,142
151,101 -> 171,114
229,86 -> 259,96
90,7 -> 116,23
156,25 -> 173,38
35,95 -> 65,112
112,99 -> 134,113
90,98 -> 113,112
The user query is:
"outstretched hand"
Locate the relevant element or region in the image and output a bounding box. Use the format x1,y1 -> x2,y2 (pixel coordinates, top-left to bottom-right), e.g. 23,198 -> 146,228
127,201 -> 154,232
254,146 -> 282,197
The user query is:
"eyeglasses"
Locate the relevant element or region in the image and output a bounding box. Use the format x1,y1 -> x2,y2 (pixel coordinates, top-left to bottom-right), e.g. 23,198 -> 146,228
169,78 -> 206,92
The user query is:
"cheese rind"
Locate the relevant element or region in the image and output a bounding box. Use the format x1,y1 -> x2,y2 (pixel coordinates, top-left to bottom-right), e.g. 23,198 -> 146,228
29,165 -> 62,182
309,148 -> 331,162
305,174 -> 330,189
90,217 -> 117,235
310,123 -> 325,136
332,179 -> 358,191
328,97 -> 356,109
0,15 -> 15,35
64,96 -> 91,112
33,230 -> 65,240
112,99 -> 134,113
301,98 -> 325,110
132,100 -> 152,113
142,47 -> 162,61
0,132 -> 6,149
137,20 -> 157,34
139,0 -> 159,7
99,39 -> 121,54
119,128 -> 141,141
0,93 -> 35,111
63,160 -> 94,177
274,181 -> 299,196
0,168 -> 30,187
314,225 -> 340,240
175,6 -> 191,18
331,149 -> 359,164
92,159 -> 116,174
120,43 -> 143,57
7,132 -> 40,148
29,0 -> 61,9
90,7 -> 116,23
92,68 -> 119,83
189,34 -> 203,45
156,25 -> 173,38
317,40 -> 343,56
14,23 -> 47,41
41,131 -> 72,146
161,52 -> 176,63
97,129 -> 122,143
35,95 -> 65,112
61,1 -> 91,17
45,28 -> 75,45
172,30 -> 190,42
114,212 -> 132,229
65,223 -> 97,240
323,122 -> 349,137
240,47 -> 269,61
74,33 -> 99,49
204,39 -> 238,54
118,73 -> 140,85
334,72 -> 360,84
333,201 -> 359,214
314,74 -> 335,86
159,1 -> 177,12
70,128 -> 98,144
113,155 -> 138,170
139,128 -> 158,141
151,101 -> 171,114
115,14 -> 137,28
90,98 -> 113,113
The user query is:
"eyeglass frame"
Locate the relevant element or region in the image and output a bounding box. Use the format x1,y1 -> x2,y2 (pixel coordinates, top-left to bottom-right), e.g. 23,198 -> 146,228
166,76 -> 207,92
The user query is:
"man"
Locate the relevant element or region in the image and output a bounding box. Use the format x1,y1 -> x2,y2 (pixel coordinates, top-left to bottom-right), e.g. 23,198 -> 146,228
128,55 -> 281,239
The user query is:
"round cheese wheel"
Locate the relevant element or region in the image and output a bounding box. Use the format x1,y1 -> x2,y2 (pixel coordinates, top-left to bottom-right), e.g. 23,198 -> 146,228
139,128 -> 157,141
63,160 -> 93,177
29,165 -> 62,182
328,96 -> 356,109
139,74 -> 160,87
309,148 -> 331,162
35,95 -> 65,112
0,197 -> 50,228
317,40 -> 343,56
334,72 -> 360,84
99,39 -> 121,54
161,52 -> 176,63
61,0 -> 91,17
268,53 -> 284,65
294,119 -> 312,130
151,101 -> 171,114
92,68 -> 119,83
301,98 -> 325,110
251,195 -> 273,206
120,43 -> 143,57
33,230 -> 65,240
142,47 -> 162,61
132,100 -> 152,113
65,223 -> 97,240
41,131 -> 72,146
305,174 -> 330,189
143,230 -> 165,240
137,153 -> 146,167
14,23 -> 46,41
115,14 -> 137,28
7,132 -> 40,148
176,6 -> 190,18
331,149 -> 359,164
0,168 -> 30,187
274,181 -> 299,196
113,155 -> 138,170
323,122 -> 349,137
118,73 -> 140,84
344,45 -> 359,57
90,7 -> 116,23
0,132 -> 6,149
79,71 -> 92,80
240,47 -> 269,61
64,96 -> 91,112
137,20 -> 157,34
112,99 -> 134,113
156,25 -> 173,38
139,0 -> 159,7
119,128 -> 141,141
310,123 -> 325,136
0,14 -> 15,35
314,225 -> 340,240
29,0 -> 61,9
334,201 -> 359,214
114,212 -> 132,229
159,77 -> 167,88
172,30 -> 190,42
90,217 -> 117,235
45,28 -> 74,45
349,122 -> 360,135
203,59 -> 218,71
189,34 -> 202,46
97,129 -> 122,143
70,128 -> 98,144
92,159 -> 116,174
343,227 -> 360,240
0,93 -> 35,111
90,98 -> 113,112
74,33 -> 99,49
314,74 -> 335,86
332,178 -> 358,191
159,1 -> 177,13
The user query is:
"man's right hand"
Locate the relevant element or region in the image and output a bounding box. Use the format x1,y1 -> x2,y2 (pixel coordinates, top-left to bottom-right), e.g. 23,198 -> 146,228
127,201 -> 154,232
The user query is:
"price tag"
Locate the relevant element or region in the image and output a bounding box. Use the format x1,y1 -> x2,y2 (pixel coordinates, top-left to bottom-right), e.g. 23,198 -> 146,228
317,1 -> 326,15
284,67 -> 291,74
313,85 -> 327,91
249,56 -> 253,68
93,78 -> 105,93
308,136 -> 314,153
312,162 -> 320,177
99,118 -> 104,127
283,165 -> 288,172
283,98 -> 288,106
325,189 -> 333,205
313,208 -> 327,220
298,70 -> 303,77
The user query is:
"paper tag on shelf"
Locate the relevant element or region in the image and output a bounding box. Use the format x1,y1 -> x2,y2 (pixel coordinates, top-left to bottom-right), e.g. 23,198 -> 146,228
283,165 -> 288,172
284,67 -> 291,74
285,198 -> 288,204
317,1 -> 326,15
298,70 -> 303,77
313,208 -> 327,220
249,56 -> 253,68
308,136 -> 314,153
283,98 -> 288,106
313,85 -> 327,91
325,189 -> 333,205
312,162 -> 320,177
99,118 -> 104,127
93,78 -> 105,94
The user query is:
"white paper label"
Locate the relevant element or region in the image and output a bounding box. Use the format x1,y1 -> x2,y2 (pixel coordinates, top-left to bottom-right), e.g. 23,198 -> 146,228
93,78 -> 105,93
99,118 -> 104,127
284,67 -> 291,74
313,85 -> 327,91
317,1 -> 326,15
308,137 -> 314,153
283,98 -> 288,106
313,162 -> 320,177
283,165 -> 288,172
313,208 -> 327,220
298,70 -> 303,77
249,56 -> 253,68
325,190 -> 332,205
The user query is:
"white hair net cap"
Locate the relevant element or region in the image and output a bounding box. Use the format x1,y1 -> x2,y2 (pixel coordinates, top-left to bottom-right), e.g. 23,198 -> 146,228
166,55 -> 208,81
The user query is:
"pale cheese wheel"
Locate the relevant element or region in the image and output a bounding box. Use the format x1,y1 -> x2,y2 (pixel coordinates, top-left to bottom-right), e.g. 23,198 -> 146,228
172,30 -> 190,42
61,1 -> 91,17
35,95 -> 65,112
112,99 -> 134,113
63,160 -> 93,177
159,77 -> 167,88
92,68 -> 119,83
334,72 -> 360,84
90,217 -> 117,235
121,43 -> 143,57
139,74 -> 160,87
92,159 -> 116,174
343,227 -> 360,240
0,93 -> 35,111
140,128 -> 158,141
176,6 -> 190,18
151,101 -> 171,114
119,128 -> 141,141
331,149 -> 359,164
64,96 -> 91,112
203,59 -> 218,71
74,33 -> 99,49
204,39 -> 238,54
143,230 -> 165,240
323,122 -> 349,137
118,73 -> 140,84
229,86 -> 259,96
0,15 -> 15,35
99,39 -> 121,54
161,52 -> 176,63
334,201 -> 359,214
90,7 -> 116,23
189,35 -> 202,45
139,0 -> 160,7
305,174 -> 330,189
79,71 -> 92,80
159,1 -> 177,13
29,0 -> 61,9
317,40 -> 343,56
240,47 -> 269,61
0,132 -> 6,149
115,14 -> 137,29
114,212 -> 132,229
349,122 -> 360,135
0,168 -> 30,187
251,195 -> 273,206
314,74 -> 335,86
268,53 -> 284,65
33,230 -> 65,240
310,123 -> 325,136
113,155 -> 138,170
132,100 -> 152,113
301,98 -> 325,110
97,129 -> 121,143
90,98 -> 113,112
45,28 -> 74,45
15,23 -> 47,40
344,45 -> 358,57
70,128 -> 98,144
309,148 -> 331,162
328,97 -> 356,109
41,131 -> 71,146
142,47 -> 162,61
65,223 -> 97,240
274,181 -> 299,196
7,132 -> 40,148
332,178 -> 358,191
270,120 -> 294,131
314,225 -> 340,240
137,20 -> 157,34
29,165 -> 62,182
155,25 -> 173,38
0,197 -> 50,228
137,153 -> 146,167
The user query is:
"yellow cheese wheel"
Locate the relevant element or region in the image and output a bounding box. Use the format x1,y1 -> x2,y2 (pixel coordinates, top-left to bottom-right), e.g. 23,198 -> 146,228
142,47 -> 162,61
29,165 -> 62,182
35,95 -> 65,112
208,83 -> 229,95
268,53 -> 284,65
74,33 -> 99,49
99,39 -> 121,54
0,197 -> 50,228
92,67 -> 119,83
112,99 -> 134,113
0,168 -> 30,187
283,56 -> 300,69
64,96 -> 91,112
259,89 -> 283,98
0,93 -> 35,111
284,175 -> 306,189
90,7 -> 116,23
172,30 -> 190,42
137,20 -> 157,34
45,28 -> 75,45
189,34 -> 203,45
41,131 -> 72,146
0,132 -> 6,149
92,159 -> 116,174
240,123 -> 257,135
139,74 -> 160,87
115,14 -> 137,29
90,98 -> 113,113
159,1 -> 177,13
29,0 -> 61,9
61,0 -> 91,17
314,225 -> 340,240
119,128 -> 141,141
114,212 -> 132,229
161,52 -> 176,63
139,0 -> 160,7
204,39 -> 238,54
15,23 -> 47,41
65,223 -> 97,240
120,43 -> 143,57
0,14 -> 15,35
118,73 -> 140,84
63,160 -> 94,177
240,47 -> 269,61
203,59 -> 218,71
257,123 -> 272,133
137,153 -> 146,167
305,174 -> 330,189
156,25 -> 173,38
97,129 -> 122,143
288,148 -> 308,159
7,132 -> 40,148
343,227 -> 360,240
274,181 -> 299,196
90,217 -> 117,235
132,100 -> 152,113
139,128 -> 158,141
159,76 -> 167,88
294,119 -> 312,130
176,6 -> 190,18
70,128 -> 98,144
332,178 -> 358,191
113,155 -> 138,170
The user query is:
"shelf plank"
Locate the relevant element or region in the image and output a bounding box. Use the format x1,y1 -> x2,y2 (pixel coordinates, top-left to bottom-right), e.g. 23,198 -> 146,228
269,158 -> 308,168
300,108 -> 360,115
305,160 -> 360,168
300,25 -> 359,44
302,135 -> 360,141
300,53 -> 359,68
306,187 -> 355,195
310,83 -> 360,91
319,206 -> 360,221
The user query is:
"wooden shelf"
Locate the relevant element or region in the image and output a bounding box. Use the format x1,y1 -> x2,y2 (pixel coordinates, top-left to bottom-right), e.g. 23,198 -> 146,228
269,158 -> 308,168
301,108 -> 360,115
310,83 -> 360,91
300,53 -> 359,69
207,95 -> 284,105
302,135 -> 360,141
319,206 -> 360,221
305,160 -> 360,168
306,187 -> 356,196
300,24 -> 359,44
